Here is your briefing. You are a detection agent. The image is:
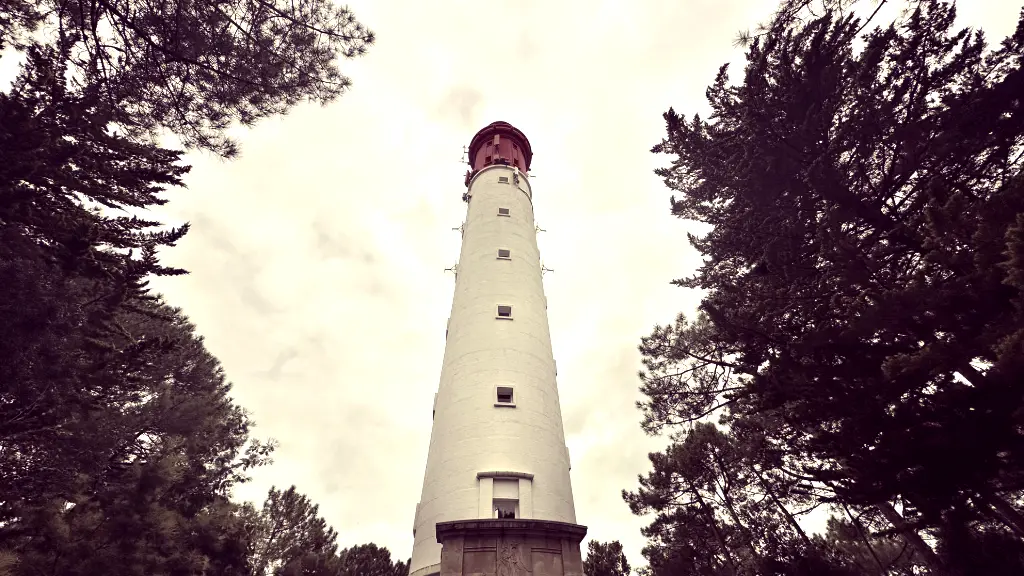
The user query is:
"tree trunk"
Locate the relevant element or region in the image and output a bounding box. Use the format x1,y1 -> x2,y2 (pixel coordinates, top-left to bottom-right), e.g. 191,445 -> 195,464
877,501 -> 946,574
975,492 -> 1024,538
756,469 -> 814,549
692,486 -> 740,576
842,503 -> 887,576
712,454 -> 763,565
253,516 -> 285,576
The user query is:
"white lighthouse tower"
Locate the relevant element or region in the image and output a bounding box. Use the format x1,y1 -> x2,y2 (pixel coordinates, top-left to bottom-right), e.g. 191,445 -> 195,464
408,122 -> 586,576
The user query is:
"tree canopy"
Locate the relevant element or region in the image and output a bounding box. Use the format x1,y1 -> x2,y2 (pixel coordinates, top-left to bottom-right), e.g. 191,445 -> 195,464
631,0 -> 1024,574
583,540 -> 631,576
1,0 -> 374,157
0,33 -> 397,576
248,486 -> 339,576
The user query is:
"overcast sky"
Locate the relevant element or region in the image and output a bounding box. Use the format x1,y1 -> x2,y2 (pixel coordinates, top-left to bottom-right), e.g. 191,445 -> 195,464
7,0 -> 1018,569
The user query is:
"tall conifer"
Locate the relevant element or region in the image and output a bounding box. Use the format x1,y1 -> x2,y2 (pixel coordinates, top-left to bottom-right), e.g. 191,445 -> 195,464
635,1 -> 1024,572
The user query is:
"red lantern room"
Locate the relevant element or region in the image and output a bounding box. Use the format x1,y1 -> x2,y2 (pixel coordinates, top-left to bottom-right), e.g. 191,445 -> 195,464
464,121 -> 533,187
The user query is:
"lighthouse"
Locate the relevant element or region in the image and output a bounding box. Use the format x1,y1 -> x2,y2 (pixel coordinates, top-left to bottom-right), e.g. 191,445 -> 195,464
408,122 -> 586,576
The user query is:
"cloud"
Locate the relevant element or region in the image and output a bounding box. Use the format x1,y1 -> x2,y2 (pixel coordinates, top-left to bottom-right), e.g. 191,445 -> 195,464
130,0 -> 1023,569
262,348 -> 300,380
312,220 -> 377,264
435,85 -> 484,130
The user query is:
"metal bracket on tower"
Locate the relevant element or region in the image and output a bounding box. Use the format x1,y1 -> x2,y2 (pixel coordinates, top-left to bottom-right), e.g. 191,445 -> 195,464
452,223 -> 464,235
536,225 -> 547,233
541,264 -> 554,275
444,264 -> 459,276
460,145 -> 469,165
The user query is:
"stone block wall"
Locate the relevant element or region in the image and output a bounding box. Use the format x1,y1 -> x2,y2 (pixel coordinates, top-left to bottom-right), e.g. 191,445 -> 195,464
436,519 -> 586,576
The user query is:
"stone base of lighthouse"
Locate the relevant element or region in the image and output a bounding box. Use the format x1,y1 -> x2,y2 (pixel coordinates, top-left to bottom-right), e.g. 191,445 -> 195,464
434,519 -> 586,576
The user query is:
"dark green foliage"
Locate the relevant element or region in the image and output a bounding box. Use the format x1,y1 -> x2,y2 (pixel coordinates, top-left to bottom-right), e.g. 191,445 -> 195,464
626,422 -> 866,576
249,486 -> 339,576
0,45 -> 190,281
275,552 -> 343,576
933,504 -> 1024,576
814,514 -> 926,575
634,0 -> 1024,573
0,5 -> 383,576
1,44 -> 186,523
0,48 -> 272,575
583,540 -> 631,576
245,487 -> 410,576
273,543 -> 410,576
333,544 -> 410,576
0,290 -> 275,574
2,0 -> 373,157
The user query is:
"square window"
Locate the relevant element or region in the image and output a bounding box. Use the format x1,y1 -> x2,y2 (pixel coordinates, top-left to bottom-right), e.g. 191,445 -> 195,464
496,386 -> 514,404
496,305 -> 512,319
485,155 -> 491,164
497,249 -> 511,259
498,176 -> 509,183
493,499 -> 517,519
497,207 -> 510,216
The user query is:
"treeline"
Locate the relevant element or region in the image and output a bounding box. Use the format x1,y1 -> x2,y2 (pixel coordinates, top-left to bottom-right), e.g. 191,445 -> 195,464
0,1 -> 401,574
624,1 -> 1024,575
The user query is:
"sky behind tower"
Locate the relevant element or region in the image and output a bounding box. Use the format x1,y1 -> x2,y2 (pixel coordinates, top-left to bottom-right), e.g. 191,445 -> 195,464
9,0 -> 1014,569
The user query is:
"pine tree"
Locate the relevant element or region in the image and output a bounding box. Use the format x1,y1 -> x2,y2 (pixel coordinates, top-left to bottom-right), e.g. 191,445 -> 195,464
626,422 -> 855,575
248,486 -> 339,576
1,1 -> 376,573
637,0 -> 1024,572
0,45 -> 190,526
1,0 -> 374,157
245,486 -> 409,576
0,48 -> 274,575
583,540 -> 631,576
333,544 -> 409,576
818,514 -> 927,575
274,544 -> 409,576
1,296 -> 275,575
